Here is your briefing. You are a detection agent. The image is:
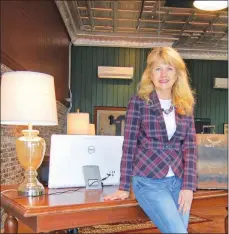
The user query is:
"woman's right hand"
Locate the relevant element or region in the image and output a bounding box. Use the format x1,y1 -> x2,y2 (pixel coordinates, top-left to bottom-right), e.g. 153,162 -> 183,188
104,189 -> 130,201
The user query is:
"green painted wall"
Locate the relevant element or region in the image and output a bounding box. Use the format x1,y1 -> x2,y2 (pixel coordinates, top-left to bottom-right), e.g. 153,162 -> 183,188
71,46 -> 228,133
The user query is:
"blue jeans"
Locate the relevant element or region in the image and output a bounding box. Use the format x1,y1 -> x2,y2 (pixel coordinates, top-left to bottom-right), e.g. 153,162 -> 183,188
132,175 -> 189,234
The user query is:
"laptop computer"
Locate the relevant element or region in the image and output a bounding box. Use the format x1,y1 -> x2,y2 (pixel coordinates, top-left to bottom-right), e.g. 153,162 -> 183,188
48,135 -> 124,188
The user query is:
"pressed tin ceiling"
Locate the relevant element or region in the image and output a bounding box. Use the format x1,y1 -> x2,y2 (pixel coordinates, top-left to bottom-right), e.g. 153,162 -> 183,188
55,0 -> 228,60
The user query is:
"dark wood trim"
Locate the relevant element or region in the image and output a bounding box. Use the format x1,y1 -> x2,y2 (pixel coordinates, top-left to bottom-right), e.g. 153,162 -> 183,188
1,1 -> 70,102
51,0 -> 71,42
1,50 -> 26,71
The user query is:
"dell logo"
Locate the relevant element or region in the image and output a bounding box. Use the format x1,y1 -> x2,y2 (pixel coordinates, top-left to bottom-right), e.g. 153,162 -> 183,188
88,145 -> 95,154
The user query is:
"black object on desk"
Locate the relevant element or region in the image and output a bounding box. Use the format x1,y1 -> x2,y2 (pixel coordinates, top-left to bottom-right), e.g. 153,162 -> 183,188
37,156 -> 50,186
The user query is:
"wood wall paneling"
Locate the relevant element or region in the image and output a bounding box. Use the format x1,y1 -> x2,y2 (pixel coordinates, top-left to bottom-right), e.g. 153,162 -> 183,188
186,60 -> 228,133
1,0 -> 70,103
71,46 -> 228,133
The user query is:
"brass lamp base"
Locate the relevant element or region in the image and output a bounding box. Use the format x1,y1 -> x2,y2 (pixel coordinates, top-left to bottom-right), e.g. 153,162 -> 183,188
18,185 -> 44,196
18,175 -> 45,197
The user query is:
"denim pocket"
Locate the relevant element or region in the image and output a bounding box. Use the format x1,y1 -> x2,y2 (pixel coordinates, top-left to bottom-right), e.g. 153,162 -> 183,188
132,176 -> 147,194
173,176 -> 183,189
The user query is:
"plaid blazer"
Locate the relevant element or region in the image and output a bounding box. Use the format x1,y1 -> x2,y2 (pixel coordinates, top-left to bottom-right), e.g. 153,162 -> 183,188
119,91 -> 197,192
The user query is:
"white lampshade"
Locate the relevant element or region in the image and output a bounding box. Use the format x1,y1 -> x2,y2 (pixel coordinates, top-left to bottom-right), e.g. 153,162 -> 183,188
193,1 -> 228,11
67,112 -> 89,134
1,71 -> 58,126
88,124 -> 95,135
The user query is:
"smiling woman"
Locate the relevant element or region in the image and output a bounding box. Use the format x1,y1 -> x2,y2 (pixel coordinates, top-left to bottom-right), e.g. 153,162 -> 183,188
104,47 -> 197,234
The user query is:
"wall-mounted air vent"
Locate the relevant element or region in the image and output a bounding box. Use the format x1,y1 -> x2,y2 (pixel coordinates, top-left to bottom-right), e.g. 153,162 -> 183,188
213,78 -> 228,89
98,66 -> 134,79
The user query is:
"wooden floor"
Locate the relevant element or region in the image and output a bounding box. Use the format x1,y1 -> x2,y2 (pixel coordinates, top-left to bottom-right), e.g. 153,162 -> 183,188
17,207 -> 227,234
190,207 -> 227,233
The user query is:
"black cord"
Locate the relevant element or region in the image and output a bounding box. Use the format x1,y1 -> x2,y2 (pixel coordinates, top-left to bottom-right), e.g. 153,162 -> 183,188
13,174 -> 112,199
101,173 -> 111,181
47,188 -> 82,196
89,173 -> 111,187
15,187 -> 82,199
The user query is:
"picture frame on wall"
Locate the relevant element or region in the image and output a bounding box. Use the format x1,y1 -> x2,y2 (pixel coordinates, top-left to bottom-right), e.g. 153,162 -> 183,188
223,123 -> 228,134
93,107 -> 126,136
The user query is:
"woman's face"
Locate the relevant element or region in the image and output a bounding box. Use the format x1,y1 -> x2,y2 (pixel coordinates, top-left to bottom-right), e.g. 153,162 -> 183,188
151,59 -> 177,93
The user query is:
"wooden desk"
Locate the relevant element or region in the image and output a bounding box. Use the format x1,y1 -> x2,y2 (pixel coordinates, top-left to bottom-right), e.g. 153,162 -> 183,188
1,185 -> 228,233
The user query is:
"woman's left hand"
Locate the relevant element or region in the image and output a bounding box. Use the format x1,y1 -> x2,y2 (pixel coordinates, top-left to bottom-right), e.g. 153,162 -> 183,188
178,189 -> 193,215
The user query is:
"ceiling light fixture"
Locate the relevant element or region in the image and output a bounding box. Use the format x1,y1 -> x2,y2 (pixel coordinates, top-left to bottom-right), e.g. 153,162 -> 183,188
193,1 -> 228,11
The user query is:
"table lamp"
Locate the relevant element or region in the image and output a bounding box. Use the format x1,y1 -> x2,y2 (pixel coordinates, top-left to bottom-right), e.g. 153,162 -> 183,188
67,109 -> 89,134
88,124 -> 95,135
1,71 -> 58,196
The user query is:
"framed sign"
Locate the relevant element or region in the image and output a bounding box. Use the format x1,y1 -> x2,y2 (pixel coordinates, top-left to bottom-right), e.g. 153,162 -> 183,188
94,107 -> 126,136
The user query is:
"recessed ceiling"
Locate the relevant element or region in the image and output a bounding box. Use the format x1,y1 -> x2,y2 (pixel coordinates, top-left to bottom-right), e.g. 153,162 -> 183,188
164,0 -> 195,8
55,0 -> 228,60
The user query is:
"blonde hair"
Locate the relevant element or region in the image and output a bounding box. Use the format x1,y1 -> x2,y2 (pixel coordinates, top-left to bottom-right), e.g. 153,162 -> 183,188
137,47 -> 195,116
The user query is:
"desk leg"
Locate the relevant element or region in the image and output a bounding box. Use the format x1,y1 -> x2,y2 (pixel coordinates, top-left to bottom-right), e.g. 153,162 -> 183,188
4,213 -> 18,234
225,207 -> 228,234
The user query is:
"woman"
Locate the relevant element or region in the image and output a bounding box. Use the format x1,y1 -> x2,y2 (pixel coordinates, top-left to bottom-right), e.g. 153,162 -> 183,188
104,47 -> 197,233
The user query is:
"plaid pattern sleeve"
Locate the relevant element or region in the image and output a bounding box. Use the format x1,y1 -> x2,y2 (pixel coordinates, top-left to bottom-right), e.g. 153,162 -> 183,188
119,96 -> 141,191
181,116 -> 197,191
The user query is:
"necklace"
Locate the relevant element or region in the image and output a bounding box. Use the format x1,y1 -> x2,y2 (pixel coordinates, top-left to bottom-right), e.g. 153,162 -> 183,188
161,105 -> 174,115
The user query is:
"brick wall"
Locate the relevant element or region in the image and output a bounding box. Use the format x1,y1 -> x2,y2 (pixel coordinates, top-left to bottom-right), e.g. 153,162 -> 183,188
0,64 -> 68,231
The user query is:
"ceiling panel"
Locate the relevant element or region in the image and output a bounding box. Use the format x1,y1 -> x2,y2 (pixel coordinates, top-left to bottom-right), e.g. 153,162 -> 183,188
55,0 -> 228,60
